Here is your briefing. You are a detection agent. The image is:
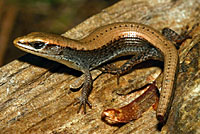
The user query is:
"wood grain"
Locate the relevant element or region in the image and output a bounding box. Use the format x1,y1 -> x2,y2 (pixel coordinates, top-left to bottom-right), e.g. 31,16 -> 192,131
0,0 -> 200,133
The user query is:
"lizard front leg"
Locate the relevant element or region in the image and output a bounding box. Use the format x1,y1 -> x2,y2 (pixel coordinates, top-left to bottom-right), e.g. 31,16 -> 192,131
76,69 -> 93,113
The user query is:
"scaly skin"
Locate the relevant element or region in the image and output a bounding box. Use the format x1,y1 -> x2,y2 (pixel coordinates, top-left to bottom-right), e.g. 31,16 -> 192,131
13,22 -> 178,122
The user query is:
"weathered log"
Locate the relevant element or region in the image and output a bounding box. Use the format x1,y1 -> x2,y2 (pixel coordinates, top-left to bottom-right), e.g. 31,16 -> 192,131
0,0 -> 200,133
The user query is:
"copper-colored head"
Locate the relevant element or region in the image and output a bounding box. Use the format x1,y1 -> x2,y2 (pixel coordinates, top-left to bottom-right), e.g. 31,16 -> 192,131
13,32 -> 84,71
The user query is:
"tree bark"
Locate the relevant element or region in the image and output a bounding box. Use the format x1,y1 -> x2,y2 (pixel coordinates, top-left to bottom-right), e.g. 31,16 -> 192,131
0,0 -> 200,133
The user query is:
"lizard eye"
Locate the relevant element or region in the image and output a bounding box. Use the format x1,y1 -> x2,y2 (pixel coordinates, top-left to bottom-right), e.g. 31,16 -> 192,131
29,41 -> 46,49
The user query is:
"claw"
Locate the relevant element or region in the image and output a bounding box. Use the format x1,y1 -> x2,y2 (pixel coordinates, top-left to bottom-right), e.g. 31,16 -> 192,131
75,96 -> 92,114
116,73 -> 120,85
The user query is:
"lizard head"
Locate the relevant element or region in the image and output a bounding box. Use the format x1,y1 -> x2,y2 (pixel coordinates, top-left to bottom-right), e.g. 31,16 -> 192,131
13,32 -> 71,55
13,32 -> 84,71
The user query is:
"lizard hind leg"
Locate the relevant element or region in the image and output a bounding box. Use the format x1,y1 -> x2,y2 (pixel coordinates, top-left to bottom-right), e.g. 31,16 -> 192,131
162,27 -> 193,49
101,47 -> 163,87
100,54 -> 146,85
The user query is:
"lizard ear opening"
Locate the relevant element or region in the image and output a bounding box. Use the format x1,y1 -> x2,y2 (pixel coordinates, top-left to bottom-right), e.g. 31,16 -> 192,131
29,41 -> 46,49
